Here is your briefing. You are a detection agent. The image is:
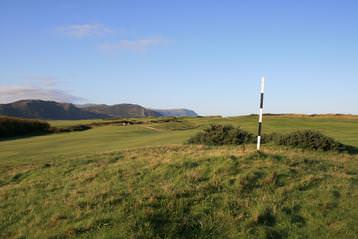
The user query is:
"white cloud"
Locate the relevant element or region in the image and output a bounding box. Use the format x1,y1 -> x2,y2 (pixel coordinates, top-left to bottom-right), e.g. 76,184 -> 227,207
58,24 -> 113,38
0,85 -> 86,104
99,37 -> 167,52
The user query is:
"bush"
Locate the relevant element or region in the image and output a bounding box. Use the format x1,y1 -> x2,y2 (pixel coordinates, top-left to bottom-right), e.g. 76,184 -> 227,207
53,124 -> 92,133
274,130 -> 346,152
0,116 -> 51,138
187,124 -> 254,145
261,132 -> 281,144
188,126 -> 353,153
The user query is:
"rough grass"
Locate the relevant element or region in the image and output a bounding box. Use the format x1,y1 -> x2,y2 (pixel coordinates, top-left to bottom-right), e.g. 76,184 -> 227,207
0,115 -> 358,238
0,145 -> 357,238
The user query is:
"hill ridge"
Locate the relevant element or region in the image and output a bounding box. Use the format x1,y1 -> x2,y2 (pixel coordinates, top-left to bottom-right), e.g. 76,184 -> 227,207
0,100 -> 198,119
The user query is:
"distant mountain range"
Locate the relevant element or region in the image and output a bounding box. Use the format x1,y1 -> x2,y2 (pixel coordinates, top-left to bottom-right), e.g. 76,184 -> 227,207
151,109 -> 198,117
79,104 -> 162,118
0,100 -> 198,120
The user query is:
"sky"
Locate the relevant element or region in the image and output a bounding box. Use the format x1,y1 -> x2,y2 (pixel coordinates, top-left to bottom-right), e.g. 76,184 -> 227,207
0,0 -> 357,116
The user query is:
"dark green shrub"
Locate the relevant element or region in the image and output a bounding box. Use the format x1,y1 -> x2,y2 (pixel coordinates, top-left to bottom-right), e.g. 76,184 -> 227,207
53,124 -> 92,133
187,124 -> 254,145
150,117 -> 179,123
0,116 -> 51,138
261,132 -> 281,144
275,130 -> 346,152
188,125 -> 354,153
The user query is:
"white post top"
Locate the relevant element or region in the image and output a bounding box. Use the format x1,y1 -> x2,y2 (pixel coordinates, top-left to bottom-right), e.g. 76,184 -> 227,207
261,76 -> 265,93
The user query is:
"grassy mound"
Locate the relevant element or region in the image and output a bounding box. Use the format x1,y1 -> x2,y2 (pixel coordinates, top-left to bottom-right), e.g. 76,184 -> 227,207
0,116 -> 51,138
0,145 -> 357,238
187,124 -> 254,145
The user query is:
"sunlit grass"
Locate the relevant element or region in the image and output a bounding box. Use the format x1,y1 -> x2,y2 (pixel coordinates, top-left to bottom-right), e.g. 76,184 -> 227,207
0,115 -> 357,238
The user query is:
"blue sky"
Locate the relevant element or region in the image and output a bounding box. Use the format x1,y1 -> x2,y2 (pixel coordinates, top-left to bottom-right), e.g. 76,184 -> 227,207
0,0 -> 357,115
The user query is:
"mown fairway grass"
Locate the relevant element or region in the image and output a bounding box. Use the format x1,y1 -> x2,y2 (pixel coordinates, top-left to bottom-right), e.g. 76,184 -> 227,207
0,115 -> 357,238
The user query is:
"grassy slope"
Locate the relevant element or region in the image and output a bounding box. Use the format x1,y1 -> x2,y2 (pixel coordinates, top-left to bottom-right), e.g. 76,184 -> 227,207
0,115 -> 357,238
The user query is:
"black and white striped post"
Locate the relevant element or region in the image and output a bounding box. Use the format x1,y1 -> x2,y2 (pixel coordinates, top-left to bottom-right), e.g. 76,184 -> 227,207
257,77 -> 265,151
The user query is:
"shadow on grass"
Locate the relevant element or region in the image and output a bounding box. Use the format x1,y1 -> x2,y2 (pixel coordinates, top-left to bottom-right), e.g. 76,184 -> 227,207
0,170 -> 33,187
259,143 -> 358,155
0,132 -> 52,142
344,145 -> 358,155
0,125 -> 93,142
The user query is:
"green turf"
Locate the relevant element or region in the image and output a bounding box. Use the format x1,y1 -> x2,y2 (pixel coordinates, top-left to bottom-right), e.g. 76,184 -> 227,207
0,115 -> 357,238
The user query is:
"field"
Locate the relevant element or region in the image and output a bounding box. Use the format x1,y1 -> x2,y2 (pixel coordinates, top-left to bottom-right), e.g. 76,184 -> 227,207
0,115 -> 357,238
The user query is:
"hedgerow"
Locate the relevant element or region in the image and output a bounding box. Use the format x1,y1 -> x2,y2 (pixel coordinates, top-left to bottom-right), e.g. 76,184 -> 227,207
0,116 -> 51,138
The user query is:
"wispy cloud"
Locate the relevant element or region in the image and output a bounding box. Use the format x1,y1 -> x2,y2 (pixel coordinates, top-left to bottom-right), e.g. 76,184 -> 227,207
0,76 -> 85,103
25,75 -> 60,87
99,37 -> 167,53
0,86 -> 86,104
57,24 -> 114,38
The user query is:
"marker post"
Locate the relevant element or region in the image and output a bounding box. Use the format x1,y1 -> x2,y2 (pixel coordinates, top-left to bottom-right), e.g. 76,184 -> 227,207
257,77 -> 265,151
